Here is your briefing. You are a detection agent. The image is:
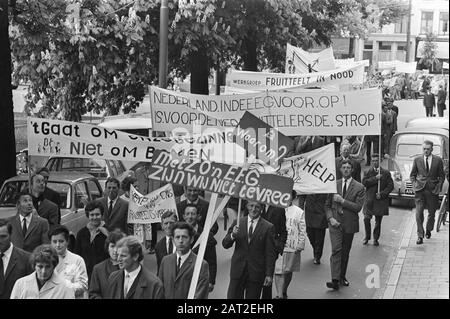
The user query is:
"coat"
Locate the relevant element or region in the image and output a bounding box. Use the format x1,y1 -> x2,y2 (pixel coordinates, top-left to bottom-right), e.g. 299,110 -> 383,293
155,236 -> 172,273
97,197 -> 130,234
410,154 -> 445,195
325,178 -> 365,234
89,259 -> 120,299
335,157 -> 361,182
298,194 -> 328,229
0,245 -> 32,299
362,167 -> 394,216
10,271 -> 74,299
8,213 -> 50,253
222,217 -> 276,284
176,198 -> 218,235
34,197 -> 60,228
423,92 -> 436,108
158,251 -> 209,299
261,206 -> 287,255
74,226 -> 109,278
106,267 -> 164,299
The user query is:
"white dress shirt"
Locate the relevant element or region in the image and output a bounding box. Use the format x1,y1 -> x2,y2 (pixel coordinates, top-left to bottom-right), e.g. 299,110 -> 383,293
247,216 -> 260,233
2,243 -> 13,274
19,214 -> 32,230
123,265 -> 141,296
108,197 -> 118,210
342,177 -> 353,195
176,250 -> 192,269
424,155 -> 432,170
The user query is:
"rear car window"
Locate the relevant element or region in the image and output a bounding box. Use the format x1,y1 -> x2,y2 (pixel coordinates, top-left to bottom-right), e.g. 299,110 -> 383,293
397,144 -> 442,157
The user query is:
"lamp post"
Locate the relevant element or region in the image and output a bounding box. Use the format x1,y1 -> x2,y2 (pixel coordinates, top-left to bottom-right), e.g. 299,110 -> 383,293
158,0 -> 169,88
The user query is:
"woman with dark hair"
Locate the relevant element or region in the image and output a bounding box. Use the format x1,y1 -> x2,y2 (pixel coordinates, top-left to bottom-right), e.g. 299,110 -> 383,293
10,244 -> 73,299
120,176 -> 138,201
75,200 -> 109,278
88,229 -> 126,299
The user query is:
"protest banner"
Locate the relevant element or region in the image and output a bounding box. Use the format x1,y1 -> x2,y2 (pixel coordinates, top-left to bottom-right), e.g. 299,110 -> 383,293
150,86 -> 382,136
148,149 -> 294,208
127,184 -> 177,224
27,117 -> 234,163
249,143 -> 337,194
229,63 -> 364,91
285,44 -> 335,73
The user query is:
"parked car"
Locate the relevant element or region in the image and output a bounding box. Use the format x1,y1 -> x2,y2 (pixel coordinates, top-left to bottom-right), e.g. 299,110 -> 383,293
405,117 -> 449,131
385,127 -> 449,202
0,172 -> 103,236
44,156 -> 131,189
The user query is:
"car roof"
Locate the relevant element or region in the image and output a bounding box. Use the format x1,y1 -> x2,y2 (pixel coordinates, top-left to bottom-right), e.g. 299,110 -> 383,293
4,172 -> 96,184
405,117 -> 449,130
98,112 -> 152,130
393,127 -> 449,138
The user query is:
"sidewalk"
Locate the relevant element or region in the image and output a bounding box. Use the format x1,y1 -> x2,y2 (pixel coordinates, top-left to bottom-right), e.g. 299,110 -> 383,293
382,211 -> 449,299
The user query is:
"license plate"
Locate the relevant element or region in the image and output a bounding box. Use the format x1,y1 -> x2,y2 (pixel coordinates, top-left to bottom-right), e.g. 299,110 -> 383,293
405,188 -> 414,195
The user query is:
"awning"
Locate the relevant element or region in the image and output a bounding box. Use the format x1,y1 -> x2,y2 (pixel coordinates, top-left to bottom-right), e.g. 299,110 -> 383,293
417,41 -> 449,59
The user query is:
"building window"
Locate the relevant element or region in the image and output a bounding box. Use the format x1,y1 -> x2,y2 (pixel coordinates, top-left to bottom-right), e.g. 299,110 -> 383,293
439,12 -> 449,35
364,44 -> 373,50
394,17 -> 408,33
397,42 -> 407,51
421,11 -> 434,34
379,42 -> 391,51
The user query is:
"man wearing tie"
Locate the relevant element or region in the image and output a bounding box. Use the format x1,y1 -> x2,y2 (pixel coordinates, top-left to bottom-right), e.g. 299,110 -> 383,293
98,177 -> 130,234
107,236 -> 164,299
155,211 -> 178,273
335,144 -> 361,183
223,200 -> 277,299
410,140 -> 445,244
325,160 -> 365,290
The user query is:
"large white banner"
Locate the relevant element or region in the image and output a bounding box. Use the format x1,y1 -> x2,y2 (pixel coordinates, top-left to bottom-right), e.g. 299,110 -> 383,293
150,86 -> 382,136
249,143 -> 337,194
128,184 -> 177,224
228,64 -> 365,91
285,44 -> 336,73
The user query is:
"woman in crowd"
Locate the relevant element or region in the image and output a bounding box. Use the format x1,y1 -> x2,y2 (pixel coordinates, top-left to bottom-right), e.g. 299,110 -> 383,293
89,229 -> 126,299
10,244 -> 74,299
50,225 -> 88,299
75,200 -> 109,278
274,191 -> 306,299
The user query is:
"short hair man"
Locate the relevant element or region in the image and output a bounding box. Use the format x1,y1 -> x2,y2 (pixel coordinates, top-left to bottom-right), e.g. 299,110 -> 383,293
107,236 -> 164,299
410,140 -> 445,244
35,167 -> 62,209
30,173 -> 60,227
335,144 -> 361,182
325,160 -> 365,290
0,219 -> 33,299
159,222 -> 209,299
223,200 -> 277,299
8,191 -> 50,252
154,211 -> 178,272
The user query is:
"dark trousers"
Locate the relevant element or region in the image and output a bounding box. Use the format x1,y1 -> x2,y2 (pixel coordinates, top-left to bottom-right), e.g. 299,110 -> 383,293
415,189 -> 439,238
364,215 -> 383,240
425,107 -> 433,117
329,227 -> 354,280
306,227 -> 326,260
437,104 -> 445,117
227,268 -> 263,299
261,285 -> 272,299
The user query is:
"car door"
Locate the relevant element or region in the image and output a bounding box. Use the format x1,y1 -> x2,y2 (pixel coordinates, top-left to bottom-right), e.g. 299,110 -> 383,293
62,181 -> 89,235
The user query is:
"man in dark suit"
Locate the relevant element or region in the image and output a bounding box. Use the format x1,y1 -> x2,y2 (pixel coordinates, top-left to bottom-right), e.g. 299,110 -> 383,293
423,86 -> 436,117
260,204 -> 287,299
0,219 -> 33,299
362,153 -> 394,246
294,135 -> 325,155
223,200 -> 277,299
30,173 -> 60,227
159,222 -> 210,299
106,236 -> 164,299
9,191 -> 50,252
335,144 -> 361,182
325,160 -> 365,290
410,140 -> 445,244
155,211 -> 178,273
176,187 -> 218,235
365,135 -> 380,166
299,194 -> 328,264
98,177 -> 130,234
36,167 -> 62,208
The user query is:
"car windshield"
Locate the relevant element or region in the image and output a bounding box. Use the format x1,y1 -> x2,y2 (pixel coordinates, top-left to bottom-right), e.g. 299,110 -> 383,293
397,144 -> 442,157
0,180 -> 71,209
59,158 -> 108,178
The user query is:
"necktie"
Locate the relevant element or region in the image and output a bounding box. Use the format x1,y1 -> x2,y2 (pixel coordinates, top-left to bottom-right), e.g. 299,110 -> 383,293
343,180 -> 348,198
0,252 -> 5,295
176,257 -> 182,275
108,200 -> 113,216
123,273 -> 130,297
426,156 -> 430,173
248,219 -> 254,243
168,237 -> 173,254
22,218 -> 27,237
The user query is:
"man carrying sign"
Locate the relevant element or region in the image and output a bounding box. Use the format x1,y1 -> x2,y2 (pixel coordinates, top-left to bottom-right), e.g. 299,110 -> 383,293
222,200 -> 277,299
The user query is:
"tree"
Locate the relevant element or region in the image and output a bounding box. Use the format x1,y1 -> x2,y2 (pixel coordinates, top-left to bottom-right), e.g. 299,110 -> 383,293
0,0 -> 16,185
418,33 -> 440,72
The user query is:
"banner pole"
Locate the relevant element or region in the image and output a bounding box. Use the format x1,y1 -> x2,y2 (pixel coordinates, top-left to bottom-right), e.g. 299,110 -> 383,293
378,134 -> 382,193
236,198 -> 242,223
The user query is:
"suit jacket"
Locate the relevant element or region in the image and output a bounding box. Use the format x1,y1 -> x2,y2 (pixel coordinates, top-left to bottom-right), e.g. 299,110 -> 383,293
34,198 -> 60,228
222,217 -> 277,284
98,197 -> 130,234
423,92 -> 436,108
325,179 -> 365,234
294,136 -> 325,155
437,90 -> 447,106
362,167 -> 394,216
89,259 -> 120,299
177,198 -> 218,235
9,213 -> 50,252
335,157 -> 361,182
158,251 -> 209,299
410,154 -> 445,194
261,206 -> 287,256
298,194 -> 328,229
192,226 -> 217,285
43,187 -> 61,208
0,245 -> 32,299
106,267 -> 164,299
